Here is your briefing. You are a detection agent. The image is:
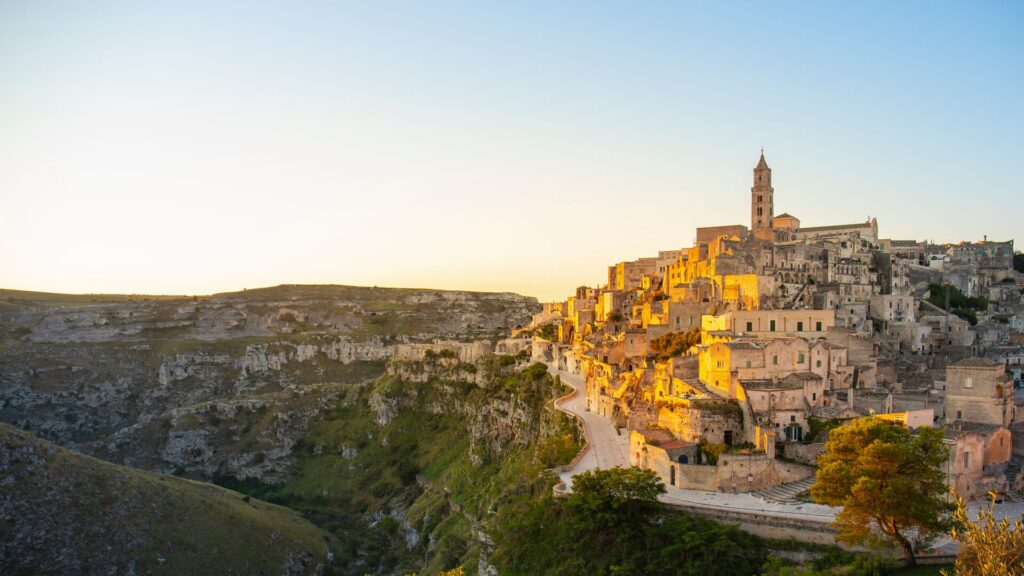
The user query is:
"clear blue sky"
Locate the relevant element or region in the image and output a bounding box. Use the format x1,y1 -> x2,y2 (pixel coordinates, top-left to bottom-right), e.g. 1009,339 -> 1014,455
1,1 -> 1021,301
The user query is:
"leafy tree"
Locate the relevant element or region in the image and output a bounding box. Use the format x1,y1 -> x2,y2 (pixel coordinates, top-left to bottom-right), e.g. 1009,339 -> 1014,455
535,323 -> 558,341
568,466 -> 665,516
606,310 -> 625,322
490,467 -> 766,575
810,417 -> 952,567
927,283 -> 988,312
943,492 -> 1024,576
1015,251 -> 1024,273
649,328 -> 702,360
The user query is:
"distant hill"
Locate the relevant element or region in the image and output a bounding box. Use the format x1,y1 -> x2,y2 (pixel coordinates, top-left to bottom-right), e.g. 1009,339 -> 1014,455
0,421 -> 334,575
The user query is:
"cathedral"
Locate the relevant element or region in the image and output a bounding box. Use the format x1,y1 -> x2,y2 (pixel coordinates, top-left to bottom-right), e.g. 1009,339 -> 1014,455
747,151 -> 877,244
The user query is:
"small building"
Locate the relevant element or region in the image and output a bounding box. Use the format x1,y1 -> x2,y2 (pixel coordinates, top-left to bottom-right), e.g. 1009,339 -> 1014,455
945,357 -> 1016,427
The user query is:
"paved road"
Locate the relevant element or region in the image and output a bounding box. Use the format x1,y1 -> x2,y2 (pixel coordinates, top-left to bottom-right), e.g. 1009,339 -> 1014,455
550,365 -> 1024,553
550,366 -> 836,522
551,368 -> 630,488
549,364 -> 1024,557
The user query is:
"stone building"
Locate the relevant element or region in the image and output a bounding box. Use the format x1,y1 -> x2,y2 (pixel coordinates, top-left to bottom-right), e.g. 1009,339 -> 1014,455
945,357 -> 1016,426
751,151 -> 774,233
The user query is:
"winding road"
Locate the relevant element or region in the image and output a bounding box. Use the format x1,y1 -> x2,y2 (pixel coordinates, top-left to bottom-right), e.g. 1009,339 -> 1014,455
550,366 -> 837,523
549,365 -> 1024,554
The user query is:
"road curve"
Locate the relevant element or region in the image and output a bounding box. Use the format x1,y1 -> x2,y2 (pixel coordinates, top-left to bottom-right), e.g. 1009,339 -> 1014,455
549,365 -> 837,522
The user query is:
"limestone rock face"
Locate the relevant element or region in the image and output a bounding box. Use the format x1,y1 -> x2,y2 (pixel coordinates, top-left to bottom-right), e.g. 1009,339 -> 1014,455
0,285 -> 539,482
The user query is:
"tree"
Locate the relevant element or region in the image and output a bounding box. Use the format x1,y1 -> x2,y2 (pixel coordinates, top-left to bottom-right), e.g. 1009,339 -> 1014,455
1014,251 -> 1024,274
606,310 -> 625,323
810,417 -> 952,567
649,328 -> 702,360
943,492 -> 1024,576
490,466 -> 767,575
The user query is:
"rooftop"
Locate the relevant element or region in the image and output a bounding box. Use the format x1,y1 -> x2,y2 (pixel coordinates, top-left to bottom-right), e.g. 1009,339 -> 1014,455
953,357 -> 1000,368
741,378 -> 804,391
944,421 -> 1004,438
797,221 -> 874,233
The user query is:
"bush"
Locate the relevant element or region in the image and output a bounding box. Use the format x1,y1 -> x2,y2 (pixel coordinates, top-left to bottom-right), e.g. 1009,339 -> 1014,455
650,328 -> 702,360
535,324 -> 558,341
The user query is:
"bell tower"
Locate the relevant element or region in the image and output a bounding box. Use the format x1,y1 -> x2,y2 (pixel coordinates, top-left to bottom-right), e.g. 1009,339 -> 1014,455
751,149 -> 774,232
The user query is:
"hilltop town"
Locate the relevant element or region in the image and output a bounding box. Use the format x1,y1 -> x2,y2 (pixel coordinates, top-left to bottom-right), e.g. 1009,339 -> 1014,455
529,151 -> 1023,502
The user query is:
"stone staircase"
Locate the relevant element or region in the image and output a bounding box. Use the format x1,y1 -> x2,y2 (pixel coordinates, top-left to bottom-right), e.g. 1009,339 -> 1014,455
753,477 -> 815,504
1005,457 -> 1023,494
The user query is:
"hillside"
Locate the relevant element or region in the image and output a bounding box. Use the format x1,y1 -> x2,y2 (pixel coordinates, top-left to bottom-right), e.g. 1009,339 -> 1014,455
0,284 -> 539,481
0,421 -> 334,576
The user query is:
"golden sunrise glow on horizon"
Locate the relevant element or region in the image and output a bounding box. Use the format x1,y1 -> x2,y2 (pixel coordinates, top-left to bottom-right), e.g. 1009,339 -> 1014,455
2,3 -> 1021,302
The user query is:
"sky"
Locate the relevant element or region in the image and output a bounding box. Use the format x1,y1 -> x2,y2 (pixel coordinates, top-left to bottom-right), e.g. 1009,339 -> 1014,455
1,1 -> 1021,302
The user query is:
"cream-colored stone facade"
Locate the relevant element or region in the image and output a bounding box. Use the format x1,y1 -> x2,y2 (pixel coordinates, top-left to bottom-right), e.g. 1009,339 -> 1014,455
525,150 -> 1021,499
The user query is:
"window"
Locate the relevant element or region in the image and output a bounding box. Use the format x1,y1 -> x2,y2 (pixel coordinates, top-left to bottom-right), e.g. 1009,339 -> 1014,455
957,410 -> 962,420
964,377 -> 973,389
797,321 -> 804,332
798,352 -> 805,363
963,452 -> 970,470
816,359 -> 822,368
816,321 -> 822,331
746,322 -> 753,332
717,361 -> 724,369
790,415 -> 796,423
770,320 -> 776,332
746,360 -> 752,368
773,355 -> 779,365
812,392 -> 817,401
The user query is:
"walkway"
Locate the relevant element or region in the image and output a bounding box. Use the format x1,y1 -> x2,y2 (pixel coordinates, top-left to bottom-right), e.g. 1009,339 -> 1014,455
549,366 -> 836,523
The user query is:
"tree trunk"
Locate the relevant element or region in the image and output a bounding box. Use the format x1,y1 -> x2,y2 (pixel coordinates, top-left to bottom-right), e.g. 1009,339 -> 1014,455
894,532 -> 917,568
903,544 -> 917,568
884,519 -> 917,568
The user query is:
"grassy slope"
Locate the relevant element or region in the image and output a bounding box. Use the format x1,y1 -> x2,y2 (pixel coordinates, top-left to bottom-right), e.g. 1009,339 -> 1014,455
0,422 -> 335,576
221,361 -> 582,575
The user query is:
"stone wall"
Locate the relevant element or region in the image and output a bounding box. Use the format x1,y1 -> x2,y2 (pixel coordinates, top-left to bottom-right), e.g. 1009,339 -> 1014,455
782,442 -> 825,466
675,463 -> 719,491
718,453 -> 815,492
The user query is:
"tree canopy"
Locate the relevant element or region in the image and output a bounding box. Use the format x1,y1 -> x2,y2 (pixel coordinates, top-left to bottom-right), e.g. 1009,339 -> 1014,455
927,283 -> 989,322
490,467 -> 766,575
810,417 -> 952,567
649,328 -> 702,360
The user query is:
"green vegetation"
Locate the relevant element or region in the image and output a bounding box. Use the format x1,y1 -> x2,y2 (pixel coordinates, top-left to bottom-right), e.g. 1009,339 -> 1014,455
607,310 -> 625,322
649,328 -> 702,360
535,323 -> 558,340
0,422 -> 333,575
942,492 -> 1024,576
811,417 -> 952,567
491,467 -> 767,575
927,284 -> 988,325
806,416 -> 843,443
219,362 -> 582,575
1014,252 -> 1024,273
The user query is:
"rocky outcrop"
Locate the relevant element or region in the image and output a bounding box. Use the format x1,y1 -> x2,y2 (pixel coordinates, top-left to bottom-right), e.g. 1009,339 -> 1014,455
0,285 -> 539,481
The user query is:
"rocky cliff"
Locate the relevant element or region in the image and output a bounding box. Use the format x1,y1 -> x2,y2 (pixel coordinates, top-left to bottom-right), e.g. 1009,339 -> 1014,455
0,285 -> 562,575
0,285 -> 539,484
